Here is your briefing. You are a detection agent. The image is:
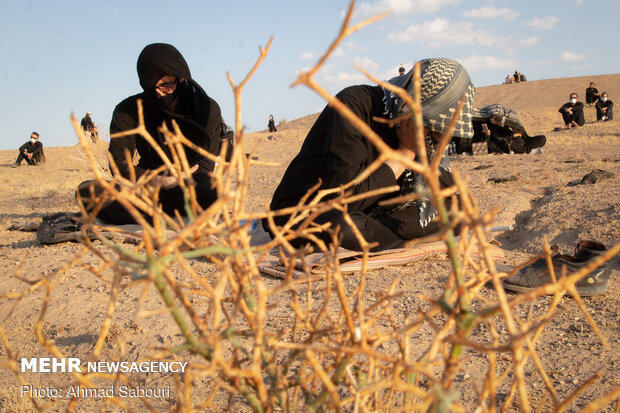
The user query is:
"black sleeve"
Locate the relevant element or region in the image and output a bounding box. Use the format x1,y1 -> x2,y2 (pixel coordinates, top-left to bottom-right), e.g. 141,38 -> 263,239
19,142 -> 28,152
31,142 -> 43,155
109,98 -> 146,179
186,96 -> 224,174
322,88 -> 398,211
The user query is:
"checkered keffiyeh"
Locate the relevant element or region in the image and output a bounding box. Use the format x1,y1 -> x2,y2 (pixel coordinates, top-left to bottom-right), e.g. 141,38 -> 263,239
383,58 -> 475,139
472,103 -> 526,134
376,58 -> 473,227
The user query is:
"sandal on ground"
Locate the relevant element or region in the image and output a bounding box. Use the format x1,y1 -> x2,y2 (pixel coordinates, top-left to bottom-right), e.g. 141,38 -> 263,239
36,213 -> 97,244
498,241 -> 612,296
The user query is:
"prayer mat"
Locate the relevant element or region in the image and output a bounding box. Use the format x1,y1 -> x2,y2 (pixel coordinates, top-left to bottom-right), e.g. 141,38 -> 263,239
257,239 -> 505,279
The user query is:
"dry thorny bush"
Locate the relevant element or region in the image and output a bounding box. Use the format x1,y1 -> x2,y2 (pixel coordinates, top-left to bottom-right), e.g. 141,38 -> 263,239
2,3 -> 620,412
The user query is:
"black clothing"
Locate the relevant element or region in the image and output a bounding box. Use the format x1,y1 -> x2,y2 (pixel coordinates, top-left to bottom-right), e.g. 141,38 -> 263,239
81,115 -> 98,142
268,117 -> 277,133
595,99 -> 614,121
586,87 -> 599,105
471,121 -> 545,154
559,101 -> 585,127
81,116 -> 95,131
264,85 -> 452,251
79,43 -> 232,224
15,141 -> 44,165
109,84 -> 225,179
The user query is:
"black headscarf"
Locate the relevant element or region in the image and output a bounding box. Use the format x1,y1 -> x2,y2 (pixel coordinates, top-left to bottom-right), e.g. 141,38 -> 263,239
119,43 -> 224,175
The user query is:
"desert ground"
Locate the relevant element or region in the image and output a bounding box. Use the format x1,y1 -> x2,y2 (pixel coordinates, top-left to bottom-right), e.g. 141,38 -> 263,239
0,73 -> 618,411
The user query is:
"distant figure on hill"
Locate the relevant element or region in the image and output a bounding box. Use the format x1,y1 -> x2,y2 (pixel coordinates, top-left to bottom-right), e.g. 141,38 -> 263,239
12,132 -> 45,167
595,92 -> 613,121
504,74 -> 513,84
76,43 -> 233,225
519,72 -> 527,82
80,112 -> 99,143
513,70 -> 521,83
585,82 -> 600,107
264,58 -> 475,252
559,92 -> 585,128
398,64 -> 405,75
455,104 -> 545,154
268,114 -> 277,132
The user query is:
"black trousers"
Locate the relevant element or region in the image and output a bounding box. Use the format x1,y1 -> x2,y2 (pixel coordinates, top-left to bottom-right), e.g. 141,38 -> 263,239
561,111 -> 585,126
596,106 -> 613,121
15,151 -> 44,165
490,134 -> 546,154
264,198 -> 453,252
77,174 -> 216,225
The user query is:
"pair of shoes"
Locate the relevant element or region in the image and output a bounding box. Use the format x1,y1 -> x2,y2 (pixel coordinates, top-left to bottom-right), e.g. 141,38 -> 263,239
36,212 -> 99,244
499,241 -> 612,296
602,116 -> 608,121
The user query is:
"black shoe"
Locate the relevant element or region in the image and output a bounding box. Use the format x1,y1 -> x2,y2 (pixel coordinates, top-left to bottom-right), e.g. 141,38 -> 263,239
499,241 -> 612,296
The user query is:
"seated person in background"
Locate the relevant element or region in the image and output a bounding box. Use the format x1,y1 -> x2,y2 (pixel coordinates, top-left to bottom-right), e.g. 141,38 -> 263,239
80,112 -> 99,142
504,74 -> 513,84
513,70 -> 521,83
595,92 -> 613,121
12,132 -> 45,167
454,104 -> 545,154
559,93 -> 585,128
519,72 -> 527,82
77,43 -> 233,225
264,58 -> 475,252
585,82 -> 599,107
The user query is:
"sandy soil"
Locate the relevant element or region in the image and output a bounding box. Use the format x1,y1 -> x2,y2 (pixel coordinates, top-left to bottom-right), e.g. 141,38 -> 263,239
0,74 -> 618,411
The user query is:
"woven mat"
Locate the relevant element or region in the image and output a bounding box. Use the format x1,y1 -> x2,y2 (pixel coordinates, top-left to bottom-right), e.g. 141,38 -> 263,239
256,237 -> 504,279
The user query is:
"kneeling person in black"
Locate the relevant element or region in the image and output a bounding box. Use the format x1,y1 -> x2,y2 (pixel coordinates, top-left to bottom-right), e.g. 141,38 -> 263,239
77,43 -> 233,224
264,58 -> 475,251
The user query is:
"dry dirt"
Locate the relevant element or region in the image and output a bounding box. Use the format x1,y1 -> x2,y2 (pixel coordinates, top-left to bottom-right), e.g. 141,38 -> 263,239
0,74 -> 618,411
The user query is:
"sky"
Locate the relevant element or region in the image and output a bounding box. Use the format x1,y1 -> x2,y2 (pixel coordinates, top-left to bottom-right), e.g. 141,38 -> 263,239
0,0 -> 618,150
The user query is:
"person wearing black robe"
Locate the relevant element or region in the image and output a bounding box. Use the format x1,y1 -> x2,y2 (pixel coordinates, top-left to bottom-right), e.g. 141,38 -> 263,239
471,118 -> 545,154
12,132 -> 44,167
263,58 -> 475,251
80,112 -> 99,142
559,93 -> 585,128
77,43 -> 233,224
268,115 -> 277,132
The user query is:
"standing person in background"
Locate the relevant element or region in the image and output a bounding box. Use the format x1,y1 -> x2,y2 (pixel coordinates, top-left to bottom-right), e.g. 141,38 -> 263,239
12,132 -> 45,167
585,82 -> 599,107
80,112 -> 99,142
559,92 -> 585,128
595,92 -> 613,121
268,114 -> 277,132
